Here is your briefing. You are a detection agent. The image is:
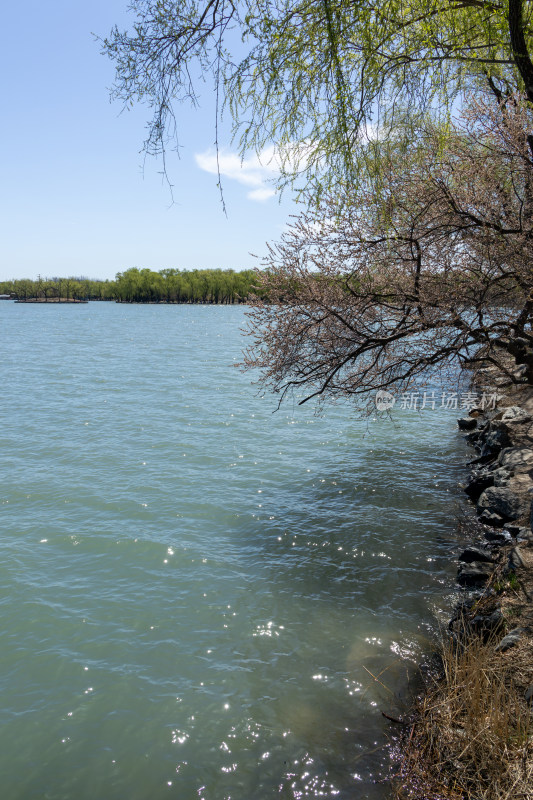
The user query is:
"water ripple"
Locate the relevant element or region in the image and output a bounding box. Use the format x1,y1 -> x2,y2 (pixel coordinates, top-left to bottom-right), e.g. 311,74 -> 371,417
0,303 -> 467,799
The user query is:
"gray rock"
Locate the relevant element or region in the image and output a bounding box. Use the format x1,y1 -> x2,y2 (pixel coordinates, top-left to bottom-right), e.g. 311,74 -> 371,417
494,627 -> 525,653
493,376 -> 512,387
508,547 -> 525,570
468,451 -> 494,467
511,364 -> 529,382
499,447 -> 533,472
517,529 -> 533,543
503,523 -> 523,536
458,416 -> 477,430
479,510 -> 505,527
484,528 -> 512,543
477,487 -> 523,521
465,430 -> 482,446
493,467 -> 512,487
458,546 -> 494,564
525,684 -> 533,704
471,609 -> 505,639
464,470 -> 494,500
501,406 -> 532,423
478,422 -> 510,457
481,435 -> 508,458
457,561 -> 493,587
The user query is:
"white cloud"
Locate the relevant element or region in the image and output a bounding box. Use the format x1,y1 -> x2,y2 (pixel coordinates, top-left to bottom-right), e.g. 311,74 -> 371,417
194,132 -> 389,202
248,187 -> 276,201
194,146 -> 280,202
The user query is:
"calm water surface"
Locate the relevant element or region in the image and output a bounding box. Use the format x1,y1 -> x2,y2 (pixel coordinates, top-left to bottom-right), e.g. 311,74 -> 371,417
0,303 -> 466,799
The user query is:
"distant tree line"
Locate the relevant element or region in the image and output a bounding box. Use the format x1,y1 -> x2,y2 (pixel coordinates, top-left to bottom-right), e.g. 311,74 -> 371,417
0,268 -> 262,303
0,276 -> 114,301
114,268 -> 260,303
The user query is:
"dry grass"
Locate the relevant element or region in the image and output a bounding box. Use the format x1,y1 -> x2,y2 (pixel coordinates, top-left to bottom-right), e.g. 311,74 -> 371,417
391,631 -> 533,799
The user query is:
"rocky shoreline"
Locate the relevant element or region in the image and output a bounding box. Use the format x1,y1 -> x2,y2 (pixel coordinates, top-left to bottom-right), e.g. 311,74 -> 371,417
391,381 -> 533,798
452,394 -> 533,652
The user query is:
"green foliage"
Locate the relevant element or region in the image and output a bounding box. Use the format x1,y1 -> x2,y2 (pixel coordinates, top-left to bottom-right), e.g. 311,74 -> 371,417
0,269 -> 263,304
113,267 -> 261,303
100,0 -> 533,200
508,570 -> 520,591
0,277 -> 116,302
494,570 -> 520,594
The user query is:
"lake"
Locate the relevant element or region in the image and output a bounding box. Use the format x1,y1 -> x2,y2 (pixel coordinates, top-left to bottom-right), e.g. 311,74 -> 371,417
0,302 -> 467,799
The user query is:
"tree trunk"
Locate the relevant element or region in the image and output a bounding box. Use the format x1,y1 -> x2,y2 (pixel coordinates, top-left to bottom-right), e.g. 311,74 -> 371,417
509,0 -> 533,159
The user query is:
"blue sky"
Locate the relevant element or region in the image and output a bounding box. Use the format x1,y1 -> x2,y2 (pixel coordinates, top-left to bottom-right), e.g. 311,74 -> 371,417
0,0 -> 298,282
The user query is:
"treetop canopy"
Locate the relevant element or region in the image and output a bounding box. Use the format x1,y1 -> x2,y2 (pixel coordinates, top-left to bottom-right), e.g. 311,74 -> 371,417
102,0 -> 533,201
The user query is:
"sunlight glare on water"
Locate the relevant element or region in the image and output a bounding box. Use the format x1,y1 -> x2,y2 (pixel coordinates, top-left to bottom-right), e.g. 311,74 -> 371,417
0,302 -> 466,799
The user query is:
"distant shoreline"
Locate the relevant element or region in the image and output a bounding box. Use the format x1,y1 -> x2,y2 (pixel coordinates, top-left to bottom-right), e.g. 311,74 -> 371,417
1,268 -> 260,304
14,298 -> 88,304
8,298 -> 248,305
